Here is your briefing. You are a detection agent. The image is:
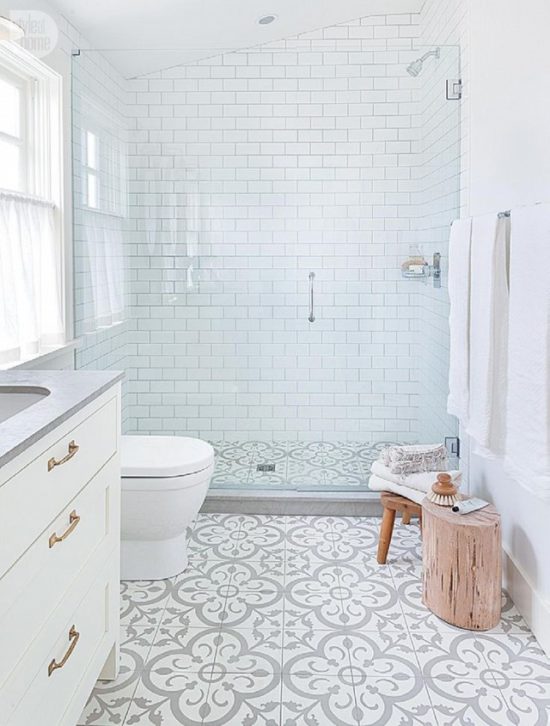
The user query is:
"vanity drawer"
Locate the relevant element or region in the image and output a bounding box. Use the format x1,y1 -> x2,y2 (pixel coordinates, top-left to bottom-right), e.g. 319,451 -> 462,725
0,558 -> 118,726
0,456 -> 119,690
0,396 -> 118,577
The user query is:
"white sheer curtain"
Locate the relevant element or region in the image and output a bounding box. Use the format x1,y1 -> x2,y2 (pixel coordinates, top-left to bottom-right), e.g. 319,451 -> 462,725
0,192 -> 64,363
81,211 -> 124,333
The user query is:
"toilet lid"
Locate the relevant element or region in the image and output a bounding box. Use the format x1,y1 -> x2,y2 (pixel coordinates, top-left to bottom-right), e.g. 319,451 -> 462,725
121,435 -> 214,478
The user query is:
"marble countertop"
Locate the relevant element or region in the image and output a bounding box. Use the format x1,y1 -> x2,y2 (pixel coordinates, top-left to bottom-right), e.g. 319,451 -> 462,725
0,369 -> 124,469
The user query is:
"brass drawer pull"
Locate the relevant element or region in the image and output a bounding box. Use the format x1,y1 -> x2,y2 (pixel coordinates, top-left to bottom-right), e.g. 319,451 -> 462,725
48,626 -> 80,677
49,510 -> 80,549
48,440 -> 79,472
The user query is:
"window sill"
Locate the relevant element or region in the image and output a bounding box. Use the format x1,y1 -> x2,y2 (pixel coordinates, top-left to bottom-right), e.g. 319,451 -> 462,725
0,340 -> 80,371
80,204 -> 127,220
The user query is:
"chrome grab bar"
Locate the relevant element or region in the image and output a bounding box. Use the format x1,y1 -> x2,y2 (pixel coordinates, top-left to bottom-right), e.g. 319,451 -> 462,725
308,272 -> 315,323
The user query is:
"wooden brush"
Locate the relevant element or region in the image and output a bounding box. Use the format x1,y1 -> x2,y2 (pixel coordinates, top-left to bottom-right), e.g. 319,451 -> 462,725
427,473 -> 460,507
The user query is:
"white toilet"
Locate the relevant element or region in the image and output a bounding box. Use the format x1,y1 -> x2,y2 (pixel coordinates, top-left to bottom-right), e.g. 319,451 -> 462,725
120,435 -> 215,580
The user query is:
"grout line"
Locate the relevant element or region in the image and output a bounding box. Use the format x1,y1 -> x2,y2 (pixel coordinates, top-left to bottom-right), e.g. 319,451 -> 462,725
387,531 -> 454,726
329,515 -> 363,726
200,514 -> 240,726
118,579 -> 176,726
280,513 -> 289,726
117,677 -> 143,726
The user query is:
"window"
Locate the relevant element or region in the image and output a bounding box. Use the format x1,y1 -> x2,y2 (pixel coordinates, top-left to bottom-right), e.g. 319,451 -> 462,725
0,70 -> 26,192
80,110 -> 125,217
0,42 -> 64,365
83,128 -> 99,209
75,94 -> 126,335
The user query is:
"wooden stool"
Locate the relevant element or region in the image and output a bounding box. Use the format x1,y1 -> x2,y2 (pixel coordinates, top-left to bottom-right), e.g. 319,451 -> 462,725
422,498 -> 501,630
377,492 -> 422,564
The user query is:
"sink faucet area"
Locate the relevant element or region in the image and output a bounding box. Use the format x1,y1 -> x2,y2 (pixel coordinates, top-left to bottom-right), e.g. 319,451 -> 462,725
0,386 -> 50,424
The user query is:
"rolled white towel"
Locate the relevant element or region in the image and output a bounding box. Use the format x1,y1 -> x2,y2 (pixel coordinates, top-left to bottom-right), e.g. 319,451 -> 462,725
371,460 -> 462,494
368,474 -> 426,505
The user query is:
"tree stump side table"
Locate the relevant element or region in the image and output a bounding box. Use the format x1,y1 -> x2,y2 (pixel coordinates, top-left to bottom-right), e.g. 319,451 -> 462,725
422,498 -> 502,630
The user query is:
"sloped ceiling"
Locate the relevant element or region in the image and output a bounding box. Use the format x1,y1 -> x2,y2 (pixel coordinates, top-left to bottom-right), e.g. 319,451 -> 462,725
48,0 -> 420,77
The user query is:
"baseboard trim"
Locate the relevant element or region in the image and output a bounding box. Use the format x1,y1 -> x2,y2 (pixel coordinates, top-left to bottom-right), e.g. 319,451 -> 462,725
503,549 -> 550,657
203,489 -> 383,516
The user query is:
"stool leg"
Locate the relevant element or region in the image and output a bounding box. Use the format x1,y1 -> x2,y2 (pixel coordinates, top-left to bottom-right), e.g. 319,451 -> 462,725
377,507 -> 396,565
402,509 -> 411,525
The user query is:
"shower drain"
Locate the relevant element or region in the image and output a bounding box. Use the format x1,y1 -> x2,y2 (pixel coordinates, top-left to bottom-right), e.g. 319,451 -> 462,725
256,463 -> 276,472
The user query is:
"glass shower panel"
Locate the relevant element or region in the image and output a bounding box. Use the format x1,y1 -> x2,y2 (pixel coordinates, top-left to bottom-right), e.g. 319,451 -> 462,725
71,36 -> 461,493
411,44 -> 461,458
71,51 -> 128,383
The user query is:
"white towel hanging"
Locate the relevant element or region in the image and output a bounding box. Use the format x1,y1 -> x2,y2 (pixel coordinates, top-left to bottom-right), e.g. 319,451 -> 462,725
447,217 -> 473,424
466,213 -> 510,457
505,203 -> 550,497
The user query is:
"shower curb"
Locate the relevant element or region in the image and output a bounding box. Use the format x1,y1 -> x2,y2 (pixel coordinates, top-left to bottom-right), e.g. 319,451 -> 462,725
202,490 -> 383,516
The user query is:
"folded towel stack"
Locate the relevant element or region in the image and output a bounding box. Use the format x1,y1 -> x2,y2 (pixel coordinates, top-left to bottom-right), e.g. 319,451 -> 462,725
368,475 -> 426,505
369,444 -> 461,504
380,443 -> 448,475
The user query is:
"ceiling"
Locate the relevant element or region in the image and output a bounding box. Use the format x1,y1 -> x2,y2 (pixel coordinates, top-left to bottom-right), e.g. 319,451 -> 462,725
48,0 -> 419,78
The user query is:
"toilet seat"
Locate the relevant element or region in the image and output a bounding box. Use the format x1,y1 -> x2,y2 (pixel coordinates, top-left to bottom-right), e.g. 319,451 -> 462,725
121,435 -> 214,480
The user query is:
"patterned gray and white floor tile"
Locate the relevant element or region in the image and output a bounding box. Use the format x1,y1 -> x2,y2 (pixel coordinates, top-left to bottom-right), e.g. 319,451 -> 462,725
79,514 -> 550,726
209,440 -> 393,491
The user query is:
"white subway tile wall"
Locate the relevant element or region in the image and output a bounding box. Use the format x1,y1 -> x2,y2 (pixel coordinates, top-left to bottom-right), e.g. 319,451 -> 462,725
123,13 -> 440,442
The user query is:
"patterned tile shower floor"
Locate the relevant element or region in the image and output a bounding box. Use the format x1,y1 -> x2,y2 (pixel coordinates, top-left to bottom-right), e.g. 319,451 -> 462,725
208,441 -> 395,491
79,514 -> 550,726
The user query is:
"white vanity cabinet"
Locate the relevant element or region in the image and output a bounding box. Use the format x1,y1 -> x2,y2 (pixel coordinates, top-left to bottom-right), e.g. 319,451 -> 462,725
0,383 -> 121,726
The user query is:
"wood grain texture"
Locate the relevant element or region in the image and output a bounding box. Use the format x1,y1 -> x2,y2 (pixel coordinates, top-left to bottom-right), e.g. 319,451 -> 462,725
377,506 -> 396,565
377,492 -> 422,565
422,498 -> 502,630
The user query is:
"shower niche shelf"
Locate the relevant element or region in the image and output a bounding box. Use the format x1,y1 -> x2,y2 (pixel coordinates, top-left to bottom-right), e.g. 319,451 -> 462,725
401,253 -> 441,288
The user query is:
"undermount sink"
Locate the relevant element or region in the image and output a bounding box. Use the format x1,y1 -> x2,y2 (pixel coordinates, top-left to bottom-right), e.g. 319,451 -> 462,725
0,386 -> 50,424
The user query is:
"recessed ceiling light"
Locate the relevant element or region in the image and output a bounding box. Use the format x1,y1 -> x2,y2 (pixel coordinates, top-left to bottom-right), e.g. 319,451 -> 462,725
258,15 -> 277,25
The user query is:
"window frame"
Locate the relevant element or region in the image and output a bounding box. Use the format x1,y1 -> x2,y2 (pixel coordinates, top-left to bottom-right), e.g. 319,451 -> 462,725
0,42 -> 66,363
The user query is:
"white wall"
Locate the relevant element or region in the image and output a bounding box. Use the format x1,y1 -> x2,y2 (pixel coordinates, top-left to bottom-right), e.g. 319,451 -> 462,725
468,0 -> 550,214
466,0 -> 550,647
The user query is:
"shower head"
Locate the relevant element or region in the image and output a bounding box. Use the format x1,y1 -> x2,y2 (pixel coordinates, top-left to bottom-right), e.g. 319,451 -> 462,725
406,47 -> 441,77
406,59 -> 423,77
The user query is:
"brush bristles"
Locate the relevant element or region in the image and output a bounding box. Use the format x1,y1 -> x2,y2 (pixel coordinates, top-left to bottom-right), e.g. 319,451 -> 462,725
427,491 -> 460,507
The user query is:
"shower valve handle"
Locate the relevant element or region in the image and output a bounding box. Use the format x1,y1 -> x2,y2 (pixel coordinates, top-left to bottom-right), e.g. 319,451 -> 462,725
308,272 -> 315,323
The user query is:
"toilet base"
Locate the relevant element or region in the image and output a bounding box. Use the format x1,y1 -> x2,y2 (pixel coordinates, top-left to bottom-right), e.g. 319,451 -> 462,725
121,532 -> 189,580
